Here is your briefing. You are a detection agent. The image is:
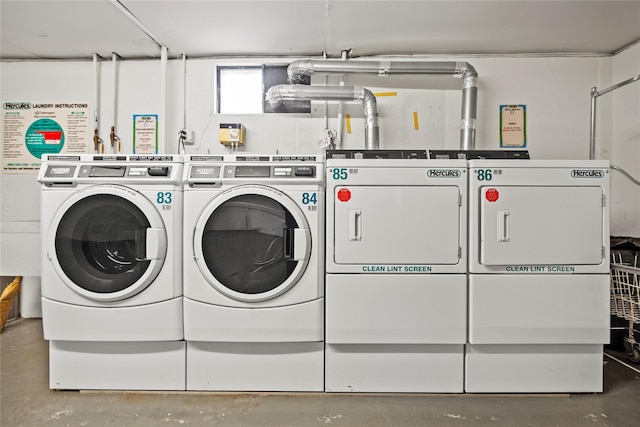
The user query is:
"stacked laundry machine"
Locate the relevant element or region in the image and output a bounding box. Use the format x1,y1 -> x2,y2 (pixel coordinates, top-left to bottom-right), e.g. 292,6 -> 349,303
38,154 -> 185,390
182,154 -> 325,391
324,150 -> 468,392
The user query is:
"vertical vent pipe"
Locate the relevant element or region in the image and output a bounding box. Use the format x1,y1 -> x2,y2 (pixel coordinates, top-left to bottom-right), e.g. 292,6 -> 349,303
266,85 -> 379,150
287,60 -> 478,150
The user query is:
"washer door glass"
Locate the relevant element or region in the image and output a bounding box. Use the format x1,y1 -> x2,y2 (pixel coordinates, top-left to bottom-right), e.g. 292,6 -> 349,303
55,194 -> 153,294
202,194 -> 299,296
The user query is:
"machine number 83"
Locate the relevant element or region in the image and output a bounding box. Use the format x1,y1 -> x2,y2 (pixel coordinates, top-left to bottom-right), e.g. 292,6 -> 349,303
156,191 -> 173,204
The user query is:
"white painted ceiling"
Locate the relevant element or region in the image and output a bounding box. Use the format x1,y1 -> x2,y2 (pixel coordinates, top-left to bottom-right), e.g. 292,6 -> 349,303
1,0 -> 639,60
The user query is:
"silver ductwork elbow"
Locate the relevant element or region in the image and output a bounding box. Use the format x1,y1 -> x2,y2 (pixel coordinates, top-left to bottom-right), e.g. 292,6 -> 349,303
287,60 -> 315,83
266,84 -> 379,150
287,59 -> 479,150
454,62 -> 478,79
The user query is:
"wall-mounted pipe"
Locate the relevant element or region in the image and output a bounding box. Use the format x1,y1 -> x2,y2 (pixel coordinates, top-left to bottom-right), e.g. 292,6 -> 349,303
109,0 -> 165,50
110,52 -> 121,153
589,74 -> 640,160
92,53 -> 103,154
159,46 -> 168,154
112,53 -> 118,130
589,73 -> 640,187
266,84 -> 379,150
335,49 -> 350,149
182,53 -> 187,130
287,59 -> 478,150
178,53 -> 188,155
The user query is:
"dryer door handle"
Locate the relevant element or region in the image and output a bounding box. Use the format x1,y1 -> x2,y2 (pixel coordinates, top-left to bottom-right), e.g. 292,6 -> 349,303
497,209 -> 511,242
349,209 -> 362,241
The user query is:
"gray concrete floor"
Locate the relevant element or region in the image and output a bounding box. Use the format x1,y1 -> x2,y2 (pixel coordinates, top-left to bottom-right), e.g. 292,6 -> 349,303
2,318 -> 640,427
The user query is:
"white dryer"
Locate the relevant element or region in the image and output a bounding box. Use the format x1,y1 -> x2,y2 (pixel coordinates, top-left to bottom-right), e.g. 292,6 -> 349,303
325,150 -> 468,393
38,154 -> 184,390
183,154 -> 324,391
466,159 -> 610,393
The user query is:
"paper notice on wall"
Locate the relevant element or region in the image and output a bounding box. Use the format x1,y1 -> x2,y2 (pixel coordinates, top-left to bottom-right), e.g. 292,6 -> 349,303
133,114 -> 158,154
500,104 -> 526,148
2,102 -> 91,174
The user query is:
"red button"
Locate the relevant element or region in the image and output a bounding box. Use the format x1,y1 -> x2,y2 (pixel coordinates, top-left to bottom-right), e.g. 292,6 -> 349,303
485,188 -> 499,202
337,188 -> 351,202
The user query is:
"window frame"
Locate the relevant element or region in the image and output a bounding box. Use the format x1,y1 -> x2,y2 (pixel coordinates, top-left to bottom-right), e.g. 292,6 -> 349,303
216,65 -> 311,114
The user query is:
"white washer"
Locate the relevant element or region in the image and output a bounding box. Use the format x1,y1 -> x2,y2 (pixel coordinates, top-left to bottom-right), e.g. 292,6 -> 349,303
466,159 -> 610,393
325,150 -> 468,393
183,154 -> 324,391
39,154 -> 185,390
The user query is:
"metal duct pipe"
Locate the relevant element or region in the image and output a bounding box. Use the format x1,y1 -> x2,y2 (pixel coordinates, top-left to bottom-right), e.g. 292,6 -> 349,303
460,73 -> 478,151
287,60 -> 478,150
267,84 -> 379,150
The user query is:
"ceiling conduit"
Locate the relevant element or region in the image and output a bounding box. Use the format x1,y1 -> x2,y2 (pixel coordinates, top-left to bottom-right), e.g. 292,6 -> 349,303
287,60 -> 478,150
266,85 -> 380,150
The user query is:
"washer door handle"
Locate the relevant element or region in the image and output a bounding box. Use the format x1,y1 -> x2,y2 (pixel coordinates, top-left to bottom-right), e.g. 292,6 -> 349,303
284,227 -> 309,261
135,227 -> 167,260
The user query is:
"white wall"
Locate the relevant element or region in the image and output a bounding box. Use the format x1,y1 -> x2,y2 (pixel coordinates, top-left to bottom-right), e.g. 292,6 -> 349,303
2,53 -> 638,314
178,56 -> 612,159
610,43 -> 640,237
2,55 -> 621,231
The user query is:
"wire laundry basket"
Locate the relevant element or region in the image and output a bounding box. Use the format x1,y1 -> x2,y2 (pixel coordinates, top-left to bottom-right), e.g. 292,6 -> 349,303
610,252 -> 640,362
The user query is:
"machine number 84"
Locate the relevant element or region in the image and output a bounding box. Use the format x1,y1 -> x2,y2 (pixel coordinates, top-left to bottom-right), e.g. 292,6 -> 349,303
302,192 -> 317,205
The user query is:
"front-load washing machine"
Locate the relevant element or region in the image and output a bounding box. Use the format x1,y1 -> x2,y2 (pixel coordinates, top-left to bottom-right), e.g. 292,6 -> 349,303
183,154 -> 324,391
325,149 -> 468,392
39,154 -> 185,390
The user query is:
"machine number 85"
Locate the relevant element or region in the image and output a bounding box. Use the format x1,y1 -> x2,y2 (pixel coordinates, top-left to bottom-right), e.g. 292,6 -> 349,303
332,168 -> 348,180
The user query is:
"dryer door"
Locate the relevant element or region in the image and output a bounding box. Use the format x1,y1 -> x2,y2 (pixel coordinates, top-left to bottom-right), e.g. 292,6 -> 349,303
193,184 -> 311,302
49,185 -> 167,301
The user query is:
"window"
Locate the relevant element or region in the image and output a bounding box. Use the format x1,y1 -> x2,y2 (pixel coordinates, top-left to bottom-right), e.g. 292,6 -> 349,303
217,65 -> 310,114
217,67 -> 262,114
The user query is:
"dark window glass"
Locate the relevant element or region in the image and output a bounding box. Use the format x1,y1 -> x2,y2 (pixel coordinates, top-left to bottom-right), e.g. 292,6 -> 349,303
55,194 -> 152,293
202,194 -> 298,294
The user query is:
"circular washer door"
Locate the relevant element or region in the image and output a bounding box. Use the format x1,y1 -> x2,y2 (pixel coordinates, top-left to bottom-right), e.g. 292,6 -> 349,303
194,184 -> 311,302
49,184 -> 168,302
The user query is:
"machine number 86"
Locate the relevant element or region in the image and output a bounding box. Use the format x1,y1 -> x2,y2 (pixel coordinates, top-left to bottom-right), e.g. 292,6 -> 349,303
476,169 -> 493,181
